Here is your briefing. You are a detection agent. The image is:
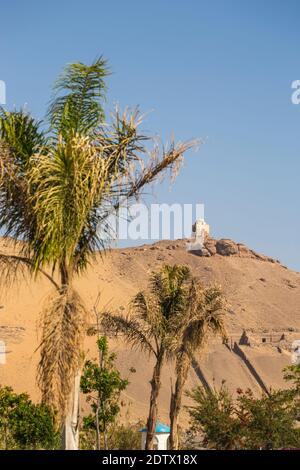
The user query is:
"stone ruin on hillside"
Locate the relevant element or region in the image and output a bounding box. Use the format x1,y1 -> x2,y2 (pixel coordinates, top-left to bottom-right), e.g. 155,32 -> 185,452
224,330 -> 292,351
241,330 -> 286,345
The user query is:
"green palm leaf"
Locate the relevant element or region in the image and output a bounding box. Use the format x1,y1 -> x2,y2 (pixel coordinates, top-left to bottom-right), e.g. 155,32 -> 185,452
48,57 -> 110,138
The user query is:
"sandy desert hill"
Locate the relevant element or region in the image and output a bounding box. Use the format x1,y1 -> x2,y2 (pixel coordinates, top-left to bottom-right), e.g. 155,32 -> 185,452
0,236 -> 300,426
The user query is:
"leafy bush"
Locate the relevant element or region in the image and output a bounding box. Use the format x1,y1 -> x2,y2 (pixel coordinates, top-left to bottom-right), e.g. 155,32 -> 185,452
187,367 -> 300,450
80,422 -> 142,450
0,386 -> 59,449
109,422 -> 142,450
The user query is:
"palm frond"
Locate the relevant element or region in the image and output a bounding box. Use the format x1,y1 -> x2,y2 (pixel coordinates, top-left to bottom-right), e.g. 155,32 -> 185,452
130,291 -> 164,344
0,108 -> 46,163
101,312 -> 156,357
28,134 -> 118,272
0,141 -> 35,241
128,265 -> 193,358
0,252 -> 59,291
37,287 -> 88,419
0,110 -> 45,244
48,57 -> 110,138
116,135 -> 199,203
150,265 -> 191,322
179,283 -> 227,360
34,108 -> 198,274
76,110 -> 199,258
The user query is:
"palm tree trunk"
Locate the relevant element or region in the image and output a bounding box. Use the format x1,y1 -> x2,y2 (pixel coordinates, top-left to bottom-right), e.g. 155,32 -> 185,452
62,371 -> 81,450
59,260 -> 81,451
145,349 -> 165,450
169,354 -> 190,450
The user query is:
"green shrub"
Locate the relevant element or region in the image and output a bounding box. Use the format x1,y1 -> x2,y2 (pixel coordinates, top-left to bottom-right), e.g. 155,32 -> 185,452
187,367 -> 300,450
0,386 -> 59,449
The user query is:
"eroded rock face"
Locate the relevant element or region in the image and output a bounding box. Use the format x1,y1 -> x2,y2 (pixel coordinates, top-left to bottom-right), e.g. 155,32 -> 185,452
237,243 -> 252,256
199,248 -> 211,257
204,238 -> 217,255
216,239 -> 239,256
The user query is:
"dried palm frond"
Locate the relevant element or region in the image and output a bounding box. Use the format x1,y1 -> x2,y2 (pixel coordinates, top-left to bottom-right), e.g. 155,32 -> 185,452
129,138 -> 199,191
37,286 -> 88,419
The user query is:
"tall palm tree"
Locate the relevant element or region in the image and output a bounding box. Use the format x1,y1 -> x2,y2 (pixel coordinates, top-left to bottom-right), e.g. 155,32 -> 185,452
169,281 -> 227,449
0,58 -> 197,449
101,264 -> 191,450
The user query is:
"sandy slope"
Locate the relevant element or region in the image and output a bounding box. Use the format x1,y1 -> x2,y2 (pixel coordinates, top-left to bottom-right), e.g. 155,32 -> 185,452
0,237 -> 300,425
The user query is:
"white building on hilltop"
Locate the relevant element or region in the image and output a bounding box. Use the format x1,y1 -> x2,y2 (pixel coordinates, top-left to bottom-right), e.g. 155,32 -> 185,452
187,218 -> 210,252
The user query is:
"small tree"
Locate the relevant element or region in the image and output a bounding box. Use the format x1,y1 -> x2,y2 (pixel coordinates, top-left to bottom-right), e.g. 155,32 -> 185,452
0,386 -> 58,449
238,388 -> 300,449
187,383 -> 241,450
80,337 -> 128,450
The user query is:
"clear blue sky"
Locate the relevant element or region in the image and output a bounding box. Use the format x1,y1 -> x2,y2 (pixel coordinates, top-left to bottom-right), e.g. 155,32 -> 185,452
1,0 -> 300,270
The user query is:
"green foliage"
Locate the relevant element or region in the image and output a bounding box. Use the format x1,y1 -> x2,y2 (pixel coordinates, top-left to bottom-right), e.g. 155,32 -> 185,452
187,378 -> 300,450
0,386 -> 59,449
187,384 -> 240,450
80,336 -> 129,449
0,109 -> 45,242
48,57 -> 110,138
236,388 -> 300,450
0,108 -> 46,163
109,422 -> 142,450
80,422 -> 141,450
284,364 -> 300,389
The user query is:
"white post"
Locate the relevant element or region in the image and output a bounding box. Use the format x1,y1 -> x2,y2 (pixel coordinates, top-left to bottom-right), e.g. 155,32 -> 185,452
0,341 -> 6,365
